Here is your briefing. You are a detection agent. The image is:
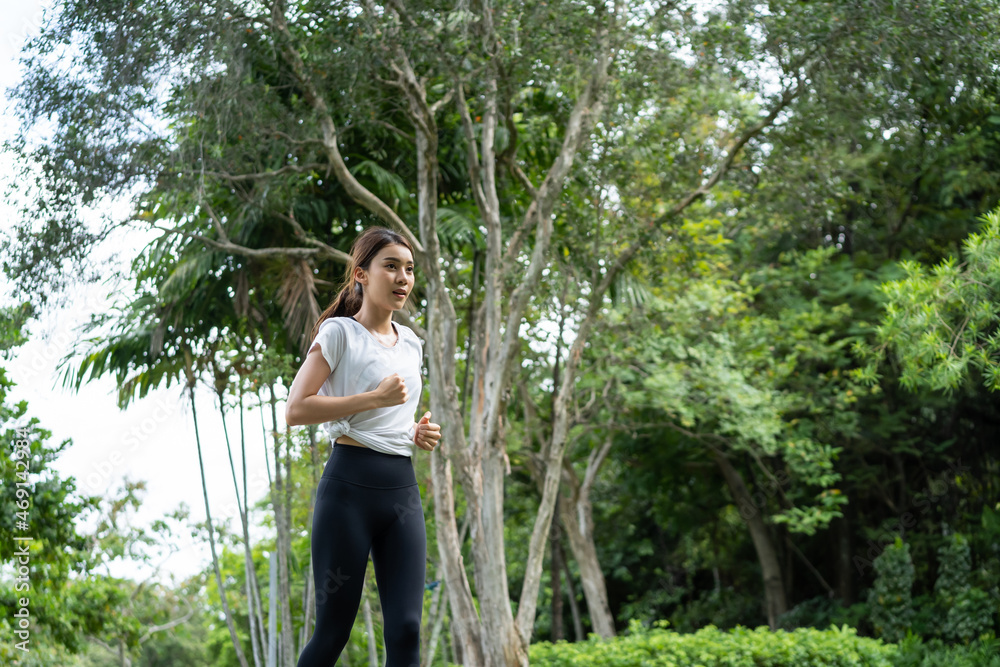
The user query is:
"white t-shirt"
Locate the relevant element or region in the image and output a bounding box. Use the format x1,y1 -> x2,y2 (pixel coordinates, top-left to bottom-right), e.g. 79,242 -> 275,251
308,316 -> 424,457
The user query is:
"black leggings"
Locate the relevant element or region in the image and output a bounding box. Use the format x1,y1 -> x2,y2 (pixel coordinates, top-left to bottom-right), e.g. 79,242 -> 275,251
297,443 -> 426,667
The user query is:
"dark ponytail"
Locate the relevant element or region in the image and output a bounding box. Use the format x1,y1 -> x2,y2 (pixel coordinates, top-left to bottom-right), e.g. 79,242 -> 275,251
309,226 -> 414,342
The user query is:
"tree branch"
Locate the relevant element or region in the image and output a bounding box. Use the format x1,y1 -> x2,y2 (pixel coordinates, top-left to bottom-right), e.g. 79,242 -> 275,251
269,0 -> 425,262
181,163 -> 327,182
455,80 -> 489,215
273,207 -> 353,262
598,70 -> 816,310
138,596 -> 196,644
150,222 -> 321,259
393,307 -> 427,339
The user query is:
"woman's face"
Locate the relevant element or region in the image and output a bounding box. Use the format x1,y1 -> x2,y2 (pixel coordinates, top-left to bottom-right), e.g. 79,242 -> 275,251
358,244 -> 415,311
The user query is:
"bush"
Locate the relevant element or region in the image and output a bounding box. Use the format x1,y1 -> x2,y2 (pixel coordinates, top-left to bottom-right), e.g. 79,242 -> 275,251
667,586 -> 764,633
933,533 -> 996,643
777,595 -> 869,632
890,634 -> 1000,667
868,537 -> 916,643
528,619 -> 898,666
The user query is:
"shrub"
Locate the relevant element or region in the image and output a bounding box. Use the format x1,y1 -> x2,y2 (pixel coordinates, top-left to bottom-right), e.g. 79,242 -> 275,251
667,586 -> 764,633
934,533 -> 996,643
777,595 -> 868,632
890,634 -> 1000,667
868,537 -> 916,643
528,619 -> 897,666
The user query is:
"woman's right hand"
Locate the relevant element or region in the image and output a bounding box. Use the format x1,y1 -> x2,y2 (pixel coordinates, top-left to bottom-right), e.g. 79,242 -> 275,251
372,373 -> 408,407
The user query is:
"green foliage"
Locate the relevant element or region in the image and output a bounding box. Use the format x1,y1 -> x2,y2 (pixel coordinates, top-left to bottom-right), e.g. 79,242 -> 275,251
778,596 -> 869,633
934,534 -> 974,597
6,0 -> 1000,654
666,587 -> 764,634
0,306 -> 211,663
941,588 -> 996,645
932,534 -> 996,643
529,619 -> 898,666
857,206 -> 1000,393
604,242 -> 853,536
868,538 -> 916,643
890,635 -> 1000,667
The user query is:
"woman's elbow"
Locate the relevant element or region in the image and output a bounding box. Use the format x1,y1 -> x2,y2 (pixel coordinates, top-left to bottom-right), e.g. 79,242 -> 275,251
285,402 -> 300,426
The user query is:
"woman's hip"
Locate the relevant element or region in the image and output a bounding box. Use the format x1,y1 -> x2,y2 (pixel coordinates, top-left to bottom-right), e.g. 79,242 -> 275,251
321,442 -> 417,489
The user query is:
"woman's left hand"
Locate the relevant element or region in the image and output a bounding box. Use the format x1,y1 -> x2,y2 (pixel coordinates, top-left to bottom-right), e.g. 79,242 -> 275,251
413,411 -> 441,451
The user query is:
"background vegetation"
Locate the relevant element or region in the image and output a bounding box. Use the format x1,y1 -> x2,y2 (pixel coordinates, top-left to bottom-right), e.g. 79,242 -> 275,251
2,0 -> 999,665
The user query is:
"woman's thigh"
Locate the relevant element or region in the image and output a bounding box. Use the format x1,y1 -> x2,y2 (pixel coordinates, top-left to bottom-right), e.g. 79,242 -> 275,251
370,484 -> 426,615
310,478 -> 375,614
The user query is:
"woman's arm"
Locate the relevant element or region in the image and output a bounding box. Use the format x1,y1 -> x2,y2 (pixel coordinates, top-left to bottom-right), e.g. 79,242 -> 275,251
285,345 -> 382,426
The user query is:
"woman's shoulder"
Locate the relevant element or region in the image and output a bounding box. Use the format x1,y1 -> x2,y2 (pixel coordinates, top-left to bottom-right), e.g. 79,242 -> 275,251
318,316 -> 354,336
395,321 -> 423,345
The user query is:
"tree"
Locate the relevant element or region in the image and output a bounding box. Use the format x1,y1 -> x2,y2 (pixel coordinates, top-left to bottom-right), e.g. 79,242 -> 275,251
858,205 -> 1000,394
9,0 -> 1000,662
0,304 -> 104,662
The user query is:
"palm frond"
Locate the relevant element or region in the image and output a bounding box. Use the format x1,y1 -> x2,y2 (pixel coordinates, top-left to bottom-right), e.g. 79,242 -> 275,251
437,206 -> 486,254
349,159 -> 409,203
609,268 -> 654,310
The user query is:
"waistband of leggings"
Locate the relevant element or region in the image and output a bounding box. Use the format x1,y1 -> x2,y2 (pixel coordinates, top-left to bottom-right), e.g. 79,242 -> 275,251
322,443 -> 417,488
332,442 -> 411,458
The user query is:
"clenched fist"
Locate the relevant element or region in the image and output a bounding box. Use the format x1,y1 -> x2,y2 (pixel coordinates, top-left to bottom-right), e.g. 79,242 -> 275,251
372,373 -> 409,407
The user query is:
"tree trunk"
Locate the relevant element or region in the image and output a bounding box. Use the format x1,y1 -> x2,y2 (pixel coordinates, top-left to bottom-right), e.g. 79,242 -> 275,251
557,487 -> 616,638
246,555 -> 264,667
520,383 -> 617,642
217,388 -> 264,667
268,554 -> 278,667
550,498 -> 564,642
778,523 -> 793,607
363,589 -> 378,667
284,427 -> 295,660
241,392 -> 268,667
299,426 -> 320,652
562,556 -> 585,642
266,382 -> 294,666
424,581 -> 447,667
425,285 -> 486,666
708,446 -> 788,628
185,377 -> 250,667
553,430 -> 617,640
833,507 -> 856,605
299,552 -> 314,653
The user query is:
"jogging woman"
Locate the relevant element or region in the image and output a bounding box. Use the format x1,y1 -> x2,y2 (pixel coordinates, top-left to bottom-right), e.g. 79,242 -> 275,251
286,225 -> 441,666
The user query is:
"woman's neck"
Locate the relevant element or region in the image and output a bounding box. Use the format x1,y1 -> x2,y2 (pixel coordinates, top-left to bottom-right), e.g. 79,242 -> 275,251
353,305 -> 394,335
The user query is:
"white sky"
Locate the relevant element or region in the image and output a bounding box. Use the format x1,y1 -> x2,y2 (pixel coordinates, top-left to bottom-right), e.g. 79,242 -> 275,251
1,0 -> 279,587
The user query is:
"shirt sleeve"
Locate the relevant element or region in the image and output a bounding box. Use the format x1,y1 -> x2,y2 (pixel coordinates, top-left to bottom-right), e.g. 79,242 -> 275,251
309,318 -> 345,373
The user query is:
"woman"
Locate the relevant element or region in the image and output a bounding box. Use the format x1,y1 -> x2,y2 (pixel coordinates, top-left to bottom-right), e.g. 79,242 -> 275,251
286,225 -> 442,666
